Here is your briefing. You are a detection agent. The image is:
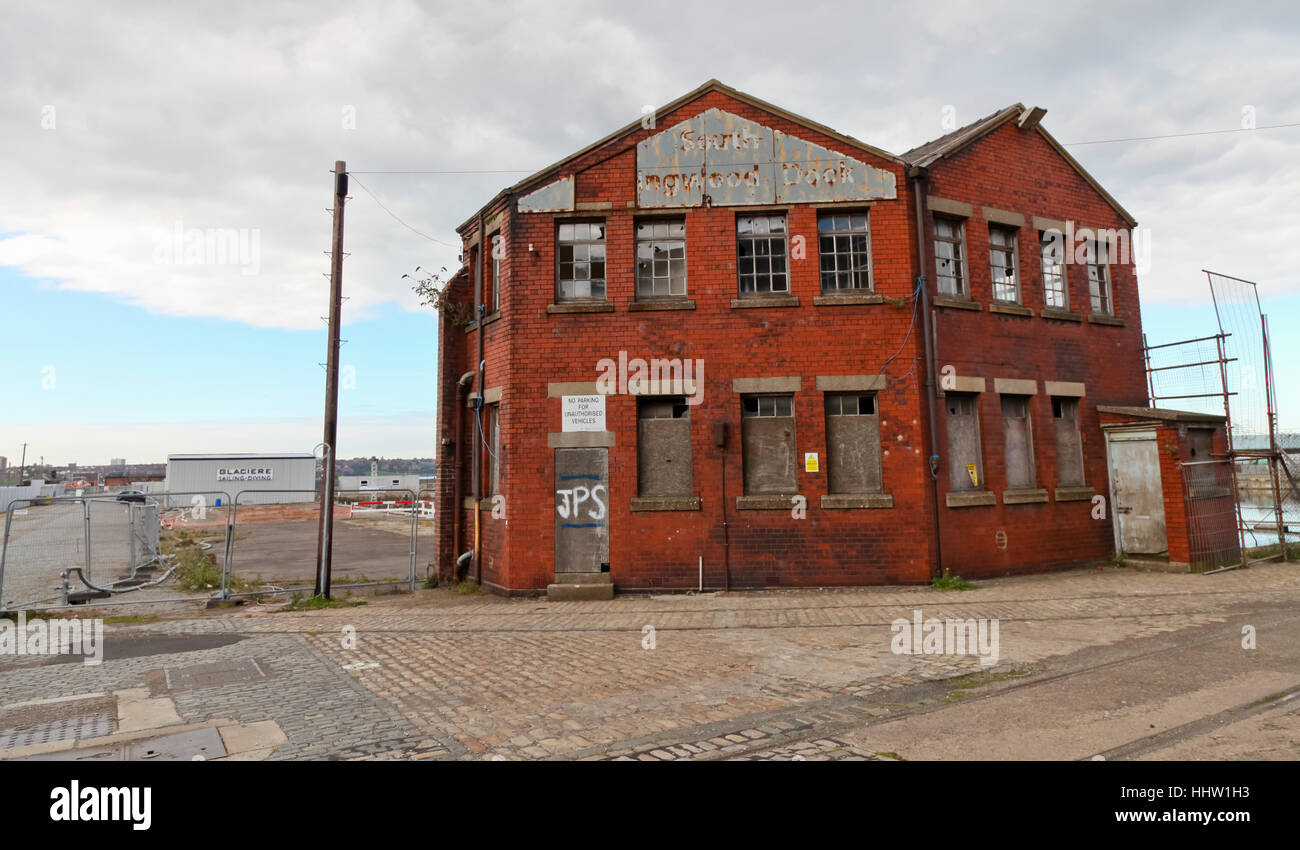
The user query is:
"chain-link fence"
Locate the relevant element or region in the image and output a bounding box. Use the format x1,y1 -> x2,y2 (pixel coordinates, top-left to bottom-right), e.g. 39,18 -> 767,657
1181,460 -> 1241,571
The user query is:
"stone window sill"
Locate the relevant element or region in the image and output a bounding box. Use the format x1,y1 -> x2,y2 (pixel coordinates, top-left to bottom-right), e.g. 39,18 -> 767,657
630,496 -> 701,512
1002,488 -> 1049,504
989,302 -> 1033,317
1087,314 -> 1125,327
736,494 -> 801,510
812,292 -> 884,306
945,490 -> 996,508
933,295 -> 981,311
1040,308 -> 1083,323
820,493 -> 894,509
464,310 -> 503,332
731,295 -> 800,309
1054,485 -> 1095,502
629,299 -> 695,312
547,302 -> 614,314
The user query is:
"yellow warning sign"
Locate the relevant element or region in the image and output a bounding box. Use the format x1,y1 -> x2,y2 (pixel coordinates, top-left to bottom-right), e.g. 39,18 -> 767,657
966,464 -> 979,487
804,452 -> 819,473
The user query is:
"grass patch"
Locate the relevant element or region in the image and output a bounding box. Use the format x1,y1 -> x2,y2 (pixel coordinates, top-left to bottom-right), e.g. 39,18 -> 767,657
283,593 -> 366,611
452,582 -> 481,596
103,613 -> 161,625
172,546 -> 224,591
944,668 -> 1030,701
874,751 -> 903,761
1107,551 -> 1128,568
930,570 -> 979,591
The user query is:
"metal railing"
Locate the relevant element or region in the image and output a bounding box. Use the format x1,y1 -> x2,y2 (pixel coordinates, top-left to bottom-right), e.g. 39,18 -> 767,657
1,487 -> 429,611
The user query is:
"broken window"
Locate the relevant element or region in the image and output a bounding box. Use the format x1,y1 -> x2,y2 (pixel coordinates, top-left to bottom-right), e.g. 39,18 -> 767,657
740,394 -> 796,494
824,392 -> 882,494
945,392 -> 982,491
989,225 -> 1019,303
557,221 -> 606,301
1052,397 -> 1085,486
737,214 -> 788,295
1001,395 -> 1036,490
934,217 -> 967,296
637,397 -> 691,497
818,213 -> 872,292
1087,240 -> 1112,315
1040,232 -> 1068,310
636,219 -> 687,298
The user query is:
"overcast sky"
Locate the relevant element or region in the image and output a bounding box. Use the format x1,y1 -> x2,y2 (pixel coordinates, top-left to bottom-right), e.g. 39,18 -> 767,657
2,0 -> 1298,465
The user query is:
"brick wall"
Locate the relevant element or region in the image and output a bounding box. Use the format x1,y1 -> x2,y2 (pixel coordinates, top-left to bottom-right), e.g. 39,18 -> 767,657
921,120 -> 1148,578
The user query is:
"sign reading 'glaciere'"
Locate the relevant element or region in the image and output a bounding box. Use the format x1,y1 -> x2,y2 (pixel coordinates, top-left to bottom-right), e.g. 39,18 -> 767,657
216,467 -> 274,481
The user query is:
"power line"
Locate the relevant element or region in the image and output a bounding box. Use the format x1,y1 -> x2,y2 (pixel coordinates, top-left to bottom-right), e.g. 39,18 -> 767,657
1064,121 -> 1300,146
347,174 -> 459,248
347,169 -> 534,174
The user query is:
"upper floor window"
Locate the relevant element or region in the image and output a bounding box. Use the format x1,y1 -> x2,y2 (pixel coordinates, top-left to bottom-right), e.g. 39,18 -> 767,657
557,221 -> 606,301
1040,232 -> 1068,309
818,213 -> 872,292
635,219 -> 686,298
737,214 -> 788,295
989,226 -> 1019,303
490,233 -> 502,313
934,217 -> 967,297
1087,240 -> 1112,315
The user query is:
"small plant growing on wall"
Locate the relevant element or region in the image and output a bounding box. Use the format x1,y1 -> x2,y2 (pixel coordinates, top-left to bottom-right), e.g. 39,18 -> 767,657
407,266 -> 474,328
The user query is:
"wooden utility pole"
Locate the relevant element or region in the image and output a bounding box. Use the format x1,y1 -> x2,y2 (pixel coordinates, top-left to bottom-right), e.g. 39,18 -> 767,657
315,161 -> 346,598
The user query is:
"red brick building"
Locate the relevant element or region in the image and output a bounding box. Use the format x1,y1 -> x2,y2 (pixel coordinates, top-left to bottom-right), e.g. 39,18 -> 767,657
432,81 -> 1222,596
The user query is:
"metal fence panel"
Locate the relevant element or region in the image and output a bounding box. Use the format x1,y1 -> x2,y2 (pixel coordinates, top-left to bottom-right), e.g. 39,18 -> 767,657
0,498 -> 89,609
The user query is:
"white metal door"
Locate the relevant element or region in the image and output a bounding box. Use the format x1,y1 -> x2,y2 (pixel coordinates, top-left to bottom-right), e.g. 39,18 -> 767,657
1107,430 -> 1167,555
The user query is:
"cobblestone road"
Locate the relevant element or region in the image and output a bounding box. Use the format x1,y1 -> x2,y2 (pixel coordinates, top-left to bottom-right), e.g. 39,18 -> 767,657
1,563 -> 1295,760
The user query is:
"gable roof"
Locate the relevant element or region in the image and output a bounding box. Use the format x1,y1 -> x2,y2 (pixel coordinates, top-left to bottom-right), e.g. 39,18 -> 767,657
457,79 -> 903,234
903,105 -> 1137,227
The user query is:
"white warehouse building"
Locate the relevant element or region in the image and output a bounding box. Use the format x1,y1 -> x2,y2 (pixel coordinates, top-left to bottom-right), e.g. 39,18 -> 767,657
165,453 -> 317,505
338,473 -> 422,493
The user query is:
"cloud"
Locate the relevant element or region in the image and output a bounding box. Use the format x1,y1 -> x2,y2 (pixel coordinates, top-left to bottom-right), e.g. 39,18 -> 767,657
2,0 -> 1298,334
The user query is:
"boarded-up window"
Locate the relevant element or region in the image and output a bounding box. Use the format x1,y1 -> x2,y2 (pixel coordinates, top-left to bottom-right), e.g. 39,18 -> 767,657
825,393 -> 882,494
945,393 -> 982,490
637,397 -> 691,497
741,394 -> 796,494
1052,397 -> 1084,486
1001,395 -> 1035,489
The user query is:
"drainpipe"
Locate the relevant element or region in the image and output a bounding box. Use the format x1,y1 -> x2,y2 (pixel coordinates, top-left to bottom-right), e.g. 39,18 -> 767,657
910,169 -> 944,580
473,211 -> 486,584
452,369 -> 475,581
